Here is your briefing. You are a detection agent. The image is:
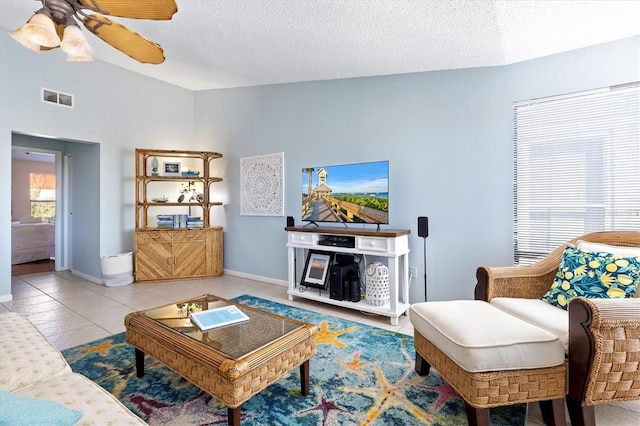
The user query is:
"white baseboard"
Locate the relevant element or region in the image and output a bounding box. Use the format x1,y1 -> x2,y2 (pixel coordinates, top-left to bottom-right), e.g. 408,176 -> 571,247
223,269 -> 288,287
70,269 -> 103,285
0,294 -> 12,303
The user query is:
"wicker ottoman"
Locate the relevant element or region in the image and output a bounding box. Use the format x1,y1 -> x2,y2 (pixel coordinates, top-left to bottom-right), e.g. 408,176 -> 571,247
410,300 -> 568,426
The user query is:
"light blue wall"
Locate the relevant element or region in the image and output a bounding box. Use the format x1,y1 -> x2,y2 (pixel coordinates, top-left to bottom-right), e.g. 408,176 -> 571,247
0,31 -> 195,300
507,37 -> 639,101
195,67 -> 513,302
2,27 -> 637,303
65,141 -> 101,277
196,36 -> 639,303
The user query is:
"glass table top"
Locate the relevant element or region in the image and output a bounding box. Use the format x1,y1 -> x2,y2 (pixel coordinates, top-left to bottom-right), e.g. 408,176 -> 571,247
141,294 -> 302,359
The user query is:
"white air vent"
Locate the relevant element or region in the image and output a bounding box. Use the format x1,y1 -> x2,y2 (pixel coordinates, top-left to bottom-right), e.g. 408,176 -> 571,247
42,88 -> 74,108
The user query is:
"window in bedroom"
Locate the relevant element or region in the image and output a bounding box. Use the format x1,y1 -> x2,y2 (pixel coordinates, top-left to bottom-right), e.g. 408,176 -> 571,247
30,173 -> 56,223
513,82 -> 640,265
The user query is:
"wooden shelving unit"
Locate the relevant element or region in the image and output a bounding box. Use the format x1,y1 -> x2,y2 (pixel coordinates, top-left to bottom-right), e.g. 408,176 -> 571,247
134,149 -> 224,282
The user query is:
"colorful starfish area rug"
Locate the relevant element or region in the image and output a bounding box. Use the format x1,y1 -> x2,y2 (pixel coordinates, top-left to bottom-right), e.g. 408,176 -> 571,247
62,295 -> 526,425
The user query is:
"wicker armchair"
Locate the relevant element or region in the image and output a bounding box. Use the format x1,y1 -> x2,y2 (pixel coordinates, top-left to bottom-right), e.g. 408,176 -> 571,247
475,231 -> 640,425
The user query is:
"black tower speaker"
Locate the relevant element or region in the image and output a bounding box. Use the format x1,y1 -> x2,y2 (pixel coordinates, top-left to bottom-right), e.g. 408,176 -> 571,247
286,216 -> 295,227
350,277 -> 361,302
418,216 -> 429,238
329,263 -> 357,301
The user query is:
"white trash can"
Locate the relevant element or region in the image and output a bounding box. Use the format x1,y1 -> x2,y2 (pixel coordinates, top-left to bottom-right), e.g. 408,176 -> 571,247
101,252 -> 134,286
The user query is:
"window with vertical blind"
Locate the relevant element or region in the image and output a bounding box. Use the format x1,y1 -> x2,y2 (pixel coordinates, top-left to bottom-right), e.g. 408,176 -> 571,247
513,82 -> 640,265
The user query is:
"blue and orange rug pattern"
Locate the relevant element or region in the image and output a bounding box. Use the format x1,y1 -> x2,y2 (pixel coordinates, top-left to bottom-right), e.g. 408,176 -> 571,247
62,295 -> 526,425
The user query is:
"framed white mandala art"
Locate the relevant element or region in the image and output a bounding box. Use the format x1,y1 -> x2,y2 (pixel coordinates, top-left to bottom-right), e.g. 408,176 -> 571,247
240,152 -> 284,216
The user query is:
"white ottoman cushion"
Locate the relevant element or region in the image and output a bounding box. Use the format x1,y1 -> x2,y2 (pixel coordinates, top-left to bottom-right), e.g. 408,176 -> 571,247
410,300 -> 565,373
490,297 -> 569,353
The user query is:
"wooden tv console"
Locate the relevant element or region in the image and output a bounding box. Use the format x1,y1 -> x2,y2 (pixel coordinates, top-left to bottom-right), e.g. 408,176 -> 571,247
285,226 -> 410,325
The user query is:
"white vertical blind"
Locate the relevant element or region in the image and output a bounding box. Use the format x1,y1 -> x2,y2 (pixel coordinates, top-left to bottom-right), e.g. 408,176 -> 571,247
513,82 -> 640,265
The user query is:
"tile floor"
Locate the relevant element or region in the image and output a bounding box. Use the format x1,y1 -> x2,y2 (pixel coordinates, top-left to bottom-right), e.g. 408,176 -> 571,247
3,271 -> 639,425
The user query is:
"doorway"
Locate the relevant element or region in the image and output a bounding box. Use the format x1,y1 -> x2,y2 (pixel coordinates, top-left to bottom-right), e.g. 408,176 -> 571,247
11,146 -> 62,272
11,132 -> 100,279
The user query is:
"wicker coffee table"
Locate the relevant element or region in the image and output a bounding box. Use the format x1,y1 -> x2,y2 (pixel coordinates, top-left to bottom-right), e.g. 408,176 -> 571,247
125,294 -> 317,426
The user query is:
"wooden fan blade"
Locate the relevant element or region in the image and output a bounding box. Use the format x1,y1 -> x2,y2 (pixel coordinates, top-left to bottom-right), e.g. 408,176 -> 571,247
83,15 -> 165,64
82,0 -> 178,20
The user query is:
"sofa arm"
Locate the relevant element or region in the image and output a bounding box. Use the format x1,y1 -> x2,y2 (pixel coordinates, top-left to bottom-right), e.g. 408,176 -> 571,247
475,263 -> 558,301
568,297 -> 640,407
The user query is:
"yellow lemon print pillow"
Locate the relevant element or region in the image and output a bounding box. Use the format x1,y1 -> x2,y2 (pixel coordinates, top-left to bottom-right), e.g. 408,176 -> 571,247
540,245 -> 640,310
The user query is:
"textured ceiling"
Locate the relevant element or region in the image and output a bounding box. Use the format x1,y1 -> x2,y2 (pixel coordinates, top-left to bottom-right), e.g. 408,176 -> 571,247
1,1 -> 639,91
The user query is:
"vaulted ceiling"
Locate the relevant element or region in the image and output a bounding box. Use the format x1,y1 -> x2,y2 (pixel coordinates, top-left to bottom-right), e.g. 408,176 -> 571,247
1,1 -> 639,91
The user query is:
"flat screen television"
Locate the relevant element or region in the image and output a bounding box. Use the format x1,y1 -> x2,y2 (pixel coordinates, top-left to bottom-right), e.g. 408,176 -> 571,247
301,160 -> 389,225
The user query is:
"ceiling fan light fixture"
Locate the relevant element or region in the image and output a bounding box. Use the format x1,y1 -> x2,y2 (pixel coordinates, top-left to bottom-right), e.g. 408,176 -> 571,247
60,22 -> 93,60
22,9 -> 61,48
66,53 -> 94,62
9,25 -> 41,53
8,0 -> 177,64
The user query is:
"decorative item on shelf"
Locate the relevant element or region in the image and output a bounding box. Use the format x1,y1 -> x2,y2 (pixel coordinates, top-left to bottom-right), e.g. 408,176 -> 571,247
177,194 -> 185,203
156,214 -> 174,228
173,214 -> 187,228
163,161 -> 181,176
179,182 -> 195,200
186,216 -> 203,228
151,157 -> 159,176
365,262 -> 390,306
151,196 -> 168,203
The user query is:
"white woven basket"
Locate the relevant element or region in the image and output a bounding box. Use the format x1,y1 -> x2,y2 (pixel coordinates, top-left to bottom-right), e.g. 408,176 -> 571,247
365,262 -> 390,306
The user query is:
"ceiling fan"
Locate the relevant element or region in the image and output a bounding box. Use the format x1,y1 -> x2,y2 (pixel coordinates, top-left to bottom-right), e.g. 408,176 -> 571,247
9,0 -> 178,64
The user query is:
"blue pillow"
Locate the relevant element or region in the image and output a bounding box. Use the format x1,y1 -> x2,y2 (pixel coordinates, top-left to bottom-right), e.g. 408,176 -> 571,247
0,390 -> 83,426
541,245 -> 640,310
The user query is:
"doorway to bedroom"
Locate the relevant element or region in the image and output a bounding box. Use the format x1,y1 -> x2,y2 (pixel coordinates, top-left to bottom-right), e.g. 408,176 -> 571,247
11,148 -> 58,275
11,132 -> 100,280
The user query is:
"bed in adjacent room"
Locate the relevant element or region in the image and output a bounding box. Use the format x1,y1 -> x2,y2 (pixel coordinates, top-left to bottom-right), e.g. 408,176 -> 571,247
11,217 -> 55,265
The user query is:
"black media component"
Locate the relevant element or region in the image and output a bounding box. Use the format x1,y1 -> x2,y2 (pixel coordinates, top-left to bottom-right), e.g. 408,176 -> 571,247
286,216 -> 295,227
418,216 -> 429,238
329,263 -> 357,301
318,235 -> 355,248
343,279 -> 350,302
350,277 -> 361,302
334,253 -> 355,265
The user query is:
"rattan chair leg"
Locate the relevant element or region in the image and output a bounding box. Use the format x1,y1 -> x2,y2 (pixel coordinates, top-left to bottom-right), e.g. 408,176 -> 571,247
414,351 -> 431,375
466,403 -> 490,426
566,396 -> 595,426
539,398 -> 567,426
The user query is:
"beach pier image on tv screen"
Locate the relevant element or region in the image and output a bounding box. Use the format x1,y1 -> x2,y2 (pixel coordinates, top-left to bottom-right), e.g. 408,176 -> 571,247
301,160 -> 389,224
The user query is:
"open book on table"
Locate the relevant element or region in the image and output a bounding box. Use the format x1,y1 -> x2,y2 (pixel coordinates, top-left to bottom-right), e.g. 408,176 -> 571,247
189,305 -> 250,331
